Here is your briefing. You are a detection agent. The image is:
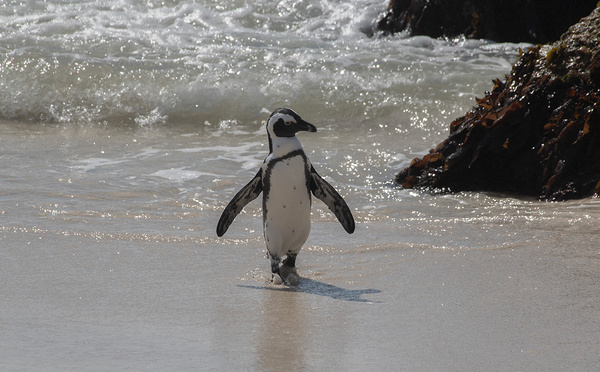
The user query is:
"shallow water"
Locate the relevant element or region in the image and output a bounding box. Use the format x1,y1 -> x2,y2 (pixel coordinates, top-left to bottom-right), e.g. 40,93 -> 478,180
1,0 -> 600,370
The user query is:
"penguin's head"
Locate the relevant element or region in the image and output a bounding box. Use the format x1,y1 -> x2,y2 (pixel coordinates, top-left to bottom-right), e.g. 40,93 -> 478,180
266,108 -> 317,139
266,108 -> 316,153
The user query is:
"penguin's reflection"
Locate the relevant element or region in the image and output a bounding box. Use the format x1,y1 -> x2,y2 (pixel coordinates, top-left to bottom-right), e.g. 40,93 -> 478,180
255,287 -> 309,371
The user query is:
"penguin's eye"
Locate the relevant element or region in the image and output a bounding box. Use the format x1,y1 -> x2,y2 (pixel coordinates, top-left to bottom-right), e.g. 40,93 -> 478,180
284,121 -> 293,126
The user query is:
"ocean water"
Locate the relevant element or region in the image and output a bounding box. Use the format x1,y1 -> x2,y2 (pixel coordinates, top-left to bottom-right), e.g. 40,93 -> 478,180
1,0 -> 599,370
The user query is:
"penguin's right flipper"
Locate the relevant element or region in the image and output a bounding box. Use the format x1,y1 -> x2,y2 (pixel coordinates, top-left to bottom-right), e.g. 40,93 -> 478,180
216,169 -> 263,237
309,166 -> 355,234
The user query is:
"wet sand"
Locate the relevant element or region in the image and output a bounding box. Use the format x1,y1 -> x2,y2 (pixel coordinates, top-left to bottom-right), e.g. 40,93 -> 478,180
2,226 -> 599,370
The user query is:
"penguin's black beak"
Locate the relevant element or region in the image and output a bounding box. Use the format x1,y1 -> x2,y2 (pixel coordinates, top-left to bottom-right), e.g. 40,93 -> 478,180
299,120 -> 317,133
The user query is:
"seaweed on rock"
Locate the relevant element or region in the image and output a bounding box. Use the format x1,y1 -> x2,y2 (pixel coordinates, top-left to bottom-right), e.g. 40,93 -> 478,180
396,8 -> 600,201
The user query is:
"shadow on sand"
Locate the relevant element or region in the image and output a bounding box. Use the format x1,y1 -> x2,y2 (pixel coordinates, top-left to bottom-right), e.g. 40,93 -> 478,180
238,277 -> 382,303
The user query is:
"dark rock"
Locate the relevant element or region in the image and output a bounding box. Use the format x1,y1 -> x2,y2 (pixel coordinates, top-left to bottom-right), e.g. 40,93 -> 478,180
378,0 -> 598,44
395,8 -> 600,201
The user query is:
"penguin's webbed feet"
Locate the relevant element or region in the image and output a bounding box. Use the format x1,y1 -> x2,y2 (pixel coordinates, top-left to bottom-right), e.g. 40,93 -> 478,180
269,253 -> 300,286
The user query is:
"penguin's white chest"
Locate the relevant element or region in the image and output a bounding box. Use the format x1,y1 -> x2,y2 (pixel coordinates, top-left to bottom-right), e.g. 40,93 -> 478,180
263,155 -> 312,255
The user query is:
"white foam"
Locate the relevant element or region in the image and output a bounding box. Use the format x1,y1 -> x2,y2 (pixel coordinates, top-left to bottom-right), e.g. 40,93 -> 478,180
151,167 -> 219,181
72,158 -> 128,172
0,0 -> 519,128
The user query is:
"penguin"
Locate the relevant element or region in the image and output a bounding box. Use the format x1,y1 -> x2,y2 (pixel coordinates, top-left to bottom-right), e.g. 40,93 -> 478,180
216,108 -> 355,285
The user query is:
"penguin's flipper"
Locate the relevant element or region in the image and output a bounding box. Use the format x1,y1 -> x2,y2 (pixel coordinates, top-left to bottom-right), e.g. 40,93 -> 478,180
216,169 -> 263,237
309,166 -> 355,234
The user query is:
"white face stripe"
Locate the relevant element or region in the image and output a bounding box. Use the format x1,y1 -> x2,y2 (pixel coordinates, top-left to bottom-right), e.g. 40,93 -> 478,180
268,113 -> 297,127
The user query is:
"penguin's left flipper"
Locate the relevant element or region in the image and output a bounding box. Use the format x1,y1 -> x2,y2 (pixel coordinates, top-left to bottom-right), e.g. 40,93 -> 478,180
216,169 -> 263,237
309,165 -> 355,234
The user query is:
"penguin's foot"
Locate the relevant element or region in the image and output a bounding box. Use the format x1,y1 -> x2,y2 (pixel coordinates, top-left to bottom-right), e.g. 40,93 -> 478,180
270,270 -> 300,286
284,272 -> 300,286
278,265 -> 300,286
279,264 -> 298,278
269,254 -> 300,285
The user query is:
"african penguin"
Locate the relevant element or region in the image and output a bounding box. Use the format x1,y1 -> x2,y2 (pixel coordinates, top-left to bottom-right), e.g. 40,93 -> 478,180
216,108 -> 355,285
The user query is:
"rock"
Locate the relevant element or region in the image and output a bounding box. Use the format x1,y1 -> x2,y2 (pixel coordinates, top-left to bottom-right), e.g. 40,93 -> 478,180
395,7 -> 600,201
378,0 -> 598,44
